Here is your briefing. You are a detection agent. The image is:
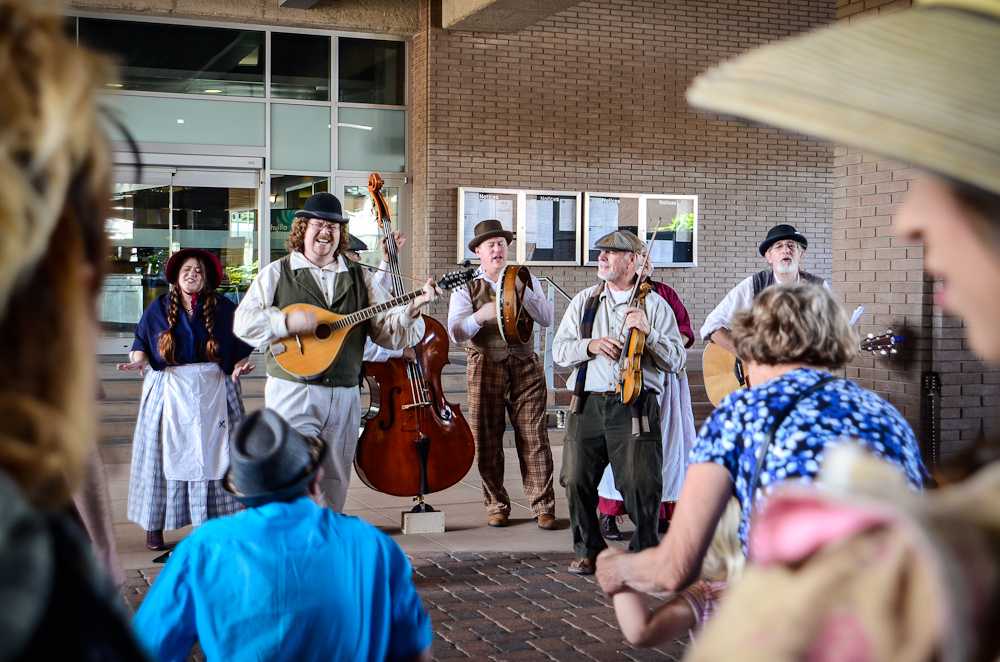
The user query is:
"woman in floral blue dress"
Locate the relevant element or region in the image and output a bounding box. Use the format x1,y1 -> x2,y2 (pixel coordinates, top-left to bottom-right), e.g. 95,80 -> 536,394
597,283 -> 925,594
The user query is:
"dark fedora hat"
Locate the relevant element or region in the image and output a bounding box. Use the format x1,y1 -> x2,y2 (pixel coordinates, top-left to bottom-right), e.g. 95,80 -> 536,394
759,223 -> 808,256
347,235 -> 368,253
165,248 -> 223,290
294,192 -> 348,223
223,409 -> 328,507
468,218 -> 514,252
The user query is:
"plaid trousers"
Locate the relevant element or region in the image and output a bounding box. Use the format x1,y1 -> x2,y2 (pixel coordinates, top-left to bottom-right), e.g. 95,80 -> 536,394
466,350 -> 555,517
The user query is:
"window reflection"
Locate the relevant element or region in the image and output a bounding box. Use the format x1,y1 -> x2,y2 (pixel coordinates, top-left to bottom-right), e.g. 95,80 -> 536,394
79,18 -> 265,97
338,37 -> 404,104
272,32 -> 330,101
269,175 -> 329,261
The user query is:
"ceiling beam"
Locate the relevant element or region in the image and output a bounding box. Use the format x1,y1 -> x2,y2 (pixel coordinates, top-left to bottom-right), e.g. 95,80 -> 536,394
442,0 -> 581,32
278,0 -> 322,9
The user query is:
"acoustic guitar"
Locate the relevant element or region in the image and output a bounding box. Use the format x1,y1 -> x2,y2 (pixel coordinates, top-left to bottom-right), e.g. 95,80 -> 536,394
272,269 -> 474,379
702,330 -> 903,407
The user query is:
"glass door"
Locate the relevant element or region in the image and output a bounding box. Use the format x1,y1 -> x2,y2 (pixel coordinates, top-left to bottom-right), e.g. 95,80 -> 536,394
100,166 -> 261,354
339,176 -> 405,274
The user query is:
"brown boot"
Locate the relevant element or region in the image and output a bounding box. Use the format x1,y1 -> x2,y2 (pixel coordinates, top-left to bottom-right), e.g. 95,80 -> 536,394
567,557 -> 596,575
487,513 -> 509,527
536,514 -> 556,530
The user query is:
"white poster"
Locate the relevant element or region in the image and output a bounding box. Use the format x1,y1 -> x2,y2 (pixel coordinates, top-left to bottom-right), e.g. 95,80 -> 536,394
533,199 -> 553,249
588,197 -> 619,248
558,198 -> 575,231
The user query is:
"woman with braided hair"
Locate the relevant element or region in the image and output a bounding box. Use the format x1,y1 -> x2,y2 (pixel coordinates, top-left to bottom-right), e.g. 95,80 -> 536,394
119,248 -> 254,551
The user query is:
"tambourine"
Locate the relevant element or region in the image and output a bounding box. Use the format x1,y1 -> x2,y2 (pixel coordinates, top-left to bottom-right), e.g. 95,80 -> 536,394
496,265 -> 534,344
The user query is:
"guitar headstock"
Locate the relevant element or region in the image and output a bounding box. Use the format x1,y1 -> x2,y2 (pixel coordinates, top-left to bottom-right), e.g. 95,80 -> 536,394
436,268 -> 476,291
860,330 -> 903,357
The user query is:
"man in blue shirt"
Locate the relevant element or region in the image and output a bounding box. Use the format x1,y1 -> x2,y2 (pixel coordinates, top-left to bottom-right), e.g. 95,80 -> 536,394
133,409 -> 433,661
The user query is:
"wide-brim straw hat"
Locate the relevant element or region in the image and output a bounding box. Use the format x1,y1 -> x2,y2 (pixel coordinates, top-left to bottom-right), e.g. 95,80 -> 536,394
686,0 -> 1000,197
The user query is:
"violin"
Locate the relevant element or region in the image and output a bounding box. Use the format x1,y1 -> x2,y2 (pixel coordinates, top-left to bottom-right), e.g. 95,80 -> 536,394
353,173 -> 475,504
616,280 -> 652,405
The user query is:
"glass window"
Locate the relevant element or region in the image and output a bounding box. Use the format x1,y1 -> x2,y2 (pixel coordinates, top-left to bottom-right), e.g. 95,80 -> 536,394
103,95 -> 266,146
585,195 -> 639,263
525,193 -> 579,263
337,108 -> 405,172
271,104 -> 331,172
460,189 -> 517,262
338,37 -> 405,104
645,196 -> 696,266
271,32 -> 330,101
102,180 -> 258,330
269,175 -> 329,261
79,18 -> 265,97
342,183 -> 399,269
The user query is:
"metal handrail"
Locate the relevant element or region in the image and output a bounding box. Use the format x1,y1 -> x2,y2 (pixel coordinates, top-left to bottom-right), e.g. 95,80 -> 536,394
531,276 -> 575,400
535,276 -> 573,303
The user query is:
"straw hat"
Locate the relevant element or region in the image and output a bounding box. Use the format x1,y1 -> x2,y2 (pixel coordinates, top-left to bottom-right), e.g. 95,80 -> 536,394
686,0 -> 1000,197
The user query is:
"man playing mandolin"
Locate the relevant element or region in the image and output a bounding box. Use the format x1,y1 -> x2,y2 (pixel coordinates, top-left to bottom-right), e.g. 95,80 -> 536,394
234,192 -> 438,512
447,219 -> 557,529
552,230 -> 687,575
701,223 -> 825,355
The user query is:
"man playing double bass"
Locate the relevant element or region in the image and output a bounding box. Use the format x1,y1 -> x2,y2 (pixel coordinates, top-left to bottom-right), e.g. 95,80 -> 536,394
552,230 -> 687,575
234,192 -> 438,512
446,219 -> 557,529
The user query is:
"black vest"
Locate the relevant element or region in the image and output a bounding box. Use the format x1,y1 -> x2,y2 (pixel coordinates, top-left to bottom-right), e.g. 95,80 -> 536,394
751,269 -> 824,298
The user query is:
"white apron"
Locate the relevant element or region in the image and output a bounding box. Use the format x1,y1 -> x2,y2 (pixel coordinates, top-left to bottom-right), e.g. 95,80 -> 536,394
598,371 -> 697,502
161,363 -> 230,482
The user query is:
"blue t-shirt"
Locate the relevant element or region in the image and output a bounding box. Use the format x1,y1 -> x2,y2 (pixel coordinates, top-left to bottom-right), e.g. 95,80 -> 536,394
690,368 -> 926,549
133,497 -> 432,662
131,293 -> 253,375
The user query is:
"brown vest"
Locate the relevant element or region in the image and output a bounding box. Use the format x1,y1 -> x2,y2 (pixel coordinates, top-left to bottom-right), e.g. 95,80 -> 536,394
465,278 -> 535,362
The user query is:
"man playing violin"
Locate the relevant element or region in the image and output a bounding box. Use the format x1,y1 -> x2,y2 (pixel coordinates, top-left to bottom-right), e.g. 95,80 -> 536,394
446,219 -> 557,529
701,223 -> 826,353
552,230 -> 687,575
234,192 -> 438,512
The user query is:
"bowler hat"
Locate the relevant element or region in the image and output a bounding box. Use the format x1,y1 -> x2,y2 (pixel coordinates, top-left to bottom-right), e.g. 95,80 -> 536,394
594,229 -> 645,254
758,224 -> 808,257
294,192 -> 348,223
468,219 -> 514,252
165,248 -> 223,290
223,409 -> 328,507
687,0 -> 1000,198
347,235 -> 369,253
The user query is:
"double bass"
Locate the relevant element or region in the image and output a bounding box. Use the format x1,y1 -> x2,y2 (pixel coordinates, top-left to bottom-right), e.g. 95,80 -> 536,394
353,173 -> 476,505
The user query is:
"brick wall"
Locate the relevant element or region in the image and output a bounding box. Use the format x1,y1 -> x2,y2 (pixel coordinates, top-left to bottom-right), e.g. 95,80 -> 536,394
832,0 -> 1000,464
411,0 -> 834,338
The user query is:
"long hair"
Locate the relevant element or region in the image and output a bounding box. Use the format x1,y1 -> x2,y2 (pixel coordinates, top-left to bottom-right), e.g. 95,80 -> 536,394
699,497 -> 745,583
0,0 -> 114,508
157,256 -> 221,365
286,217 -> 351,256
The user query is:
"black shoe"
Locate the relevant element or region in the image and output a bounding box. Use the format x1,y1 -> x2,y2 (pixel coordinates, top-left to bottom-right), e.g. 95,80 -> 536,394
145,529 -> 166,551
600,514 -> 624,541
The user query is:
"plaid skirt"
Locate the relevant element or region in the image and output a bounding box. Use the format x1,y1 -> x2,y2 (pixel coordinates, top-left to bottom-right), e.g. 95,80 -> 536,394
127,366 -> 244,531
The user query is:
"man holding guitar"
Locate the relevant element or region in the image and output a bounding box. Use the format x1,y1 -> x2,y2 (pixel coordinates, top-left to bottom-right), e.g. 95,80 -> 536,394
701,224 -> 826,404
701,224 -> 825,356
234,192 -> 438,512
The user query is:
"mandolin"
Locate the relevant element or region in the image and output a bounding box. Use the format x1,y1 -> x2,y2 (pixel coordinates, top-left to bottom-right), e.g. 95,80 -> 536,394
272,269 -> 474,379
702,330 -> 903,407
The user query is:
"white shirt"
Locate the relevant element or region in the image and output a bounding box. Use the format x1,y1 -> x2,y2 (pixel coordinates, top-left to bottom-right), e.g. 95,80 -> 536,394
233,252 -> 424,351
553,282 -> 687,395
700,272 -> 831,341
446,267 -> 554,344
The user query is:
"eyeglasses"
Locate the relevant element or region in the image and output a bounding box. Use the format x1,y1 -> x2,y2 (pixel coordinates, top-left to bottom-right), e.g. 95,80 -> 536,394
306,219 -> 340,233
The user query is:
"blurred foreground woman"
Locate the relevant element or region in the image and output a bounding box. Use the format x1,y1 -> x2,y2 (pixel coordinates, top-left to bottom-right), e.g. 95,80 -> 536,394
0,1 -> 147,659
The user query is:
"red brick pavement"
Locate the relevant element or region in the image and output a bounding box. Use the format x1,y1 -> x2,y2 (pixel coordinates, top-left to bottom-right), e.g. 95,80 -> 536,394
124,552 -> 689,661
